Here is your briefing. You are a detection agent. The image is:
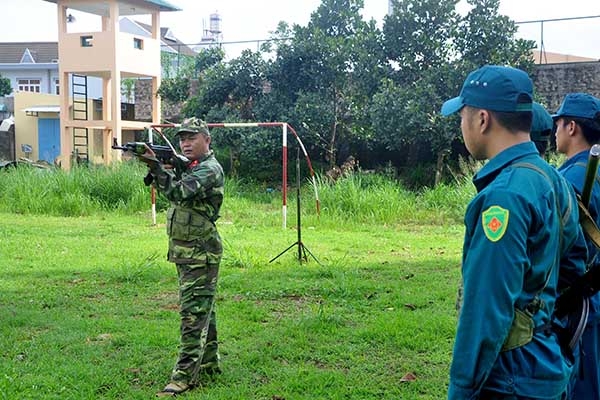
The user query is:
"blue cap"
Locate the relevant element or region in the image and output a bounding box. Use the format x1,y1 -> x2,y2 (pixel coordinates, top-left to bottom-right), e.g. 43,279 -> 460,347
531,102 -> 553,141
552,93 -> 600,121
441,65 -> 533,116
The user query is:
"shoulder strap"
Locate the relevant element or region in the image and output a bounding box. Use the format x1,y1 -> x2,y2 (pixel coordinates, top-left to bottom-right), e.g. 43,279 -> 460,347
570,162 -> 600,249
512,162 -> 564,311
500,161 -> 566,351
578,201 -> 600,249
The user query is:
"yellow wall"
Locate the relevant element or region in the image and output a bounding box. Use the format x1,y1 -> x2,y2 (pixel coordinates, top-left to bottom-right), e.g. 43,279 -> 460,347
14,91 -> 99,163
14,92 -> 59,161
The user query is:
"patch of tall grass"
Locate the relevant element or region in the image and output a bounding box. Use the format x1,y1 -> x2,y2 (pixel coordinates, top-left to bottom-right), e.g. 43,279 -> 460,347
0,162 -> 152,216
313,173 -> 419,224
0,161 -> 478,224
312,170 -> 475,225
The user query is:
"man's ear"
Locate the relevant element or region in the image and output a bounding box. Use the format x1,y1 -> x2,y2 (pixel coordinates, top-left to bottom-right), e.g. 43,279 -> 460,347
568,120 -> 578,136
479,109 -> 491,133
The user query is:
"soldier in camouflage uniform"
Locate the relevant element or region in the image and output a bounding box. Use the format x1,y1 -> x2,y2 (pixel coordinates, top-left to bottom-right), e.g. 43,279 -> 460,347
140,117 -> 224,397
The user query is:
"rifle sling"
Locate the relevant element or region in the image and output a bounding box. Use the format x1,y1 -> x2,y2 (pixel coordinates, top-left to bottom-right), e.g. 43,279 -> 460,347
578,198 -> 600,250
574,161 -> 600,249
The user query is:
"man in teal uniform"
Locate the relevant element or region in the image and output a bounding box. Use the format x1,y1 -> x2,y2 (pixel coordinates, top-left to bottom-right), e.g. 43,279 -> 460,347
441,65 -> 586,399
554,93 -> 600,399
140,117 -> 224,397
531,102 -> 554,156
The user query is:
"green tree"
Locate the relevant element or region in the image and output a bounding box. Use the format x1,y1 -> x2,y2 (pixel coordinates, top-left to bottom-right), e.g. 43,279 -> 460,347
265,0 -> 386,169
373,0 -> 534,185
194,46 -> 226,76
156,75 -> 190,103
184,49 -> 268,176
185,49 -> 264,120
0,74 -> 11,97
163,0 -> 536,185
121,78 -> 136,103
157,47 -> 224,105
383,0 -> 459,82
456,0 -> 535,71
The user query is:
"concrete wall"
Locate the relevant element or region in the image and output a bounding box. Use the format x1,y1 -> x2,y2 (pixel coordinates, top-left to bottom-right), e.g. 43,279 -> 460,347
135,78 -> 184,122
532,61 -> 600,112
0,128 -> 14,161
59,30 -> 160,77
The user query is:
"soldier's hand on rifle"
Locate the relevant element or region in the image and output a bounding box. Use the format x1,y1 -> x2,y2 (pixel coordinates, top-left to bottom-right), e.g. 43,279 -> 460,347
136,144 -> 174,169
137,143 -> 160,167
142,143 -> 156,158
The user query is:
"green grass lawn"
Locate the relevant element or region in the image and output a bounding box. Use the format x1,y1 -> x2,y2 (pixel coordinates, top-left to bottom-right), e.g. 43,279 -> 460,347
0,208 -> 463,399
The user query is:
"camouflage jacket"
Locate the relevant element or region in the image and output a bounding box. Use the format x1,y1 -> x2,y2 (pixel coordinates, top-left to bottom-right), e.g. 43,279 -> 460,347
149,150 -> 224,264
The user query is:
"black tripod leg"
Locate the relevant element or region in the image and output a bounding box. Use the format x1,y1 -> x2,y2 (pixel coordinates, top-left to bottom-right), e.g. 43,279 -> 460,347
269,242 -> 299,263
270,147 -> 321,265
299,243 -> 308,263
299,242 -> 321,266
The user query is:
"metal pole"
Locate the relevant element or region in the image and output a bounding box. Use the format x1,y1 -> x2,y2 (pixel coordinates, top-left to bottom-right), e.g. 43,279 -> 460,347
296,148 -> 302,261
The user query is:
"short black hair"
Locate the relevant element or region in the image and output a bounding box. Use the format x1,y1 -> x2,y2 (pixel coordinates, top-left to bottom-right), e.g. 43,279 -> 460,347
489,94 -> 533,133
558,116 -> 600,145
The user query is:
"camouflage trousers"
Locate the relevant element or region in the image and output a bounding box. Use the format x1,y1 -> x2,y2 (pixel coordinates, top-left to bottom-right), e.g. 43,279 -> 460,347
170,261 -> 221,385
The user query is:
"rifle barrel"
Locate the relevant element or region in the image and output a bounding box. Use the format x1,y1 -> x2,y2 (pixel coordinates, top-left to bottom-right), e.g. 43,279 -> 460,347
581,144 -> 600,207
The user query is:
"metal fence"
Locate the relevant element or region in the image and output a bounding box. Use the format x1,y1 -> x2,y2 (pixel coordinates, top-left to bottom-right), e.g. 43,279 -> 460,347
516,15 -> 600,64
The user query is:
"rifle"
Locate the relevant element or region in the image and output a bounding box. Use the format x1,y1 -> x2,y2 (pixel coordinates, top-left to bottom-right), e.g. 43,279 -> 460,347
555,144 -> 600,318
111,138 -> 190,185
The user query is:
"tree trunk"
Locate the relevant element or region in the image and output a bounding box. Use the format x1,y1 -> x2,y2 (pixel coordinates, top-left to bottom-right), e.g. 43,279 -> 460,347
434,149 -> 450,187
229,147 -> 240,177
328,89 -> 339,170
329,121 -> 337,170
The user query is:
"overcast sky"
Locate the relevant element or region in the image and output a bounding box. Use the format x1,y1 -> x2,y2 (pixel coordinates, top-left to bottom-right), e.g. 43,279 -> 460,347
2,0 -> 600,60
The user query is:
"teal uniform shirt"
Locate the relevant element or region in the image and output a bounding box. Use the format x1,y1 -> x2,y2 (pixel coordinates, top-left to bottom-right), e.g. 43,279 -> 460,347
558,149 -> 600,310
449,142 -> 586,399
558,149 -> 600,399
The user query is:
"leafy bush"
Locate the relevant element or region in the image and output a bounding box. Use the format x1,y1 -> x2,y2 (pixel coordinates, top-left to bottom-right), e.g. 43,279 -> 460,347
156,76 -> 190,103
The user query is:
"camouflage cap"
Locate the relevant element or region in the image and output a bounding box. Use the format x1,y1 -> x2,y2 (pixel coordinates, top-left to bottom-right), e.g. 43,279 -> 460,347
175,117 -> 210,136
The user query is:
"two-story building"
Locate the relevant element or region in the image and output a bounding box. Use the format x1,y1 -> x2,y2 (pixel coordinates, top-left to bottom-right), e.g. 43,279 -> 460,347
0,0 -> 190,164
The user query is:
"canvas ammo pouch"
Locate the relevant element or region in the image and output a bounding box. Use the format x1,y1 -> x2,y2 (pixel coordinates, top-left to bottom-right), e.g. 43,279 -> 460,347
498,162 -> 563,352
501,308 -> 534,352
166,207 -> 212,241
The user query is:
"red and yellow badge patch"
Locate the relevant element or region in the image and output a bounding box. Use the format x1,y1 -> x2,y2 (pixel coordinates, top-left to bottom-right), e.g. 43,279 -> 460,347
481,205 -> 509,242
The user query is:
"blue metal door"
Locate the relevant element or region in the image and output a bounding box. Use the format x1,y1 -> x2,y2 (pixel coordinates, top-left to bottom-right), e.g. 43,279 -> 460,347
38,118 -> 60,163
